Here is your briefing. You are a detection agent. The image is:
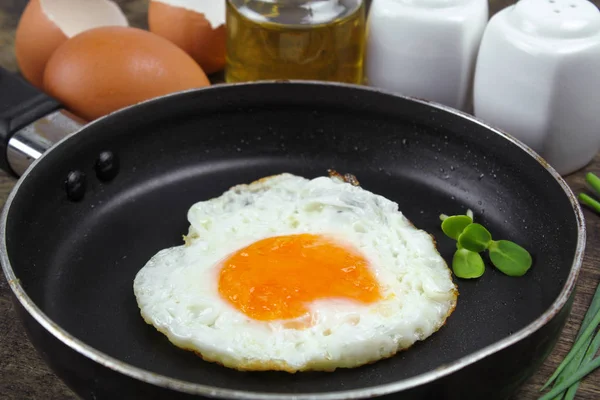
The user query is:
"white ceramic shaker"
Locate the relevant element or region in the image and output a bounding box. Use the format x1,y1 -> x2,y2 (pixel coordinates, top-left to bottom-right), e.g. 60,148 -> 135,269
364,0 -> 489,112
473,0 -> 600,176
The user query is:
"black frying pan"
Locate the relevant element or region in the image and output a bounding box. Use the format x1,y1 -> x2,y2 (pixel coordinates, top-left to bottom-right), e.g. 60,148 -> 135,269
0,67 -> 585,400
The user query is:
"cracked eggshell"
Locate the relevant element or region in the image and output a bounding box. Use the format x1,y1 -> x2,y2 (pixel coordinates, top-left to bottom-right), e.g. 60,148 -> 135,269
15,0 -> 129,89
148,0 -> 226,75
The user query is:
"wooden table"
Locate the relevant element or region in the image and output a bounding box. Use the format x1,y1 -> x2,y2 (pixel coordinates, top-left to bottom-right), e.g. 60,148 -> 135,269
1,1 -> 600,399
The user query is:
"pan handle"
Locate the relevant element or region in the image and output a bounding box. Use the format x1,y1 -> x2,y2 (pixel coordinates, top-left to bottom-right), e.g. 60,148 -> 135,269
0,67 -> 84,177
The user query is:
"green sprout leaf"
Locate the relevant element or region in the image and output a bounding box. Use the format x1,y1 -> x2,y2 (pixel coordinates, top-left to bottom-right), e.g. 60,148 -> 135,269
488,240 -> 532,277
439,208 -> 531,281
441,215 -> 473,240
452,248 -> 485,279
458,223 -> 492,253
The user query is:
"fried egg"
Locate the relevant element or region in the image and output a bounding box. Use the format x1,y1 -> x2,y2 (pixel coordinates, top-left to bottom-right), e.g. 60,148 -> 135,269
133,172 -> 458,372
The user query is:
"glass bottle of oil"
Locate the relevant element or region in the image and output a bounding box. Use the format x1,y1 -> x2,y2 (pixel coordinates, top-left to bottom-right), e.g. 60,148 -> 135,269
225,0 -> 366,84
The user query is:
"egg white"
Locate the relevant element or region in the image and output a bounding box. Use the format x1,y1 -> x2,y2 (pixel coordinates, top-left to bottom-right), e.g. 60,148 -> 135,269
133,173 -> 458,372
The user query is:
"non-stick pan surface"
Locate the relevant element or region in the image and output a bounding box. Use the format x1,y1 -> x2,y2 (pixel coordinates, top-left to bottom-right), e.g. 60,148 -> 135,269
1,81 -> 583,399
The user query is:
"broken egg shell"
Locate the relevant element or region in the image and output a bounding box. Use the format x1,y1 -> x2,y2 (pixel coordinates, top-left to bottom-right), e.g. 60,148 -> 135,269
15,0 -> 128,89
148,0 -> 226,75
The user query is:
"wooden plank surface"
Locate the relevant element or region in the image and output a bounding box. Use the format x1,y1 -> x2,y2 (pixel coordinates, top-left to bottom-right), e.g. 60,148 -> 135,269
1,1 -> 600,399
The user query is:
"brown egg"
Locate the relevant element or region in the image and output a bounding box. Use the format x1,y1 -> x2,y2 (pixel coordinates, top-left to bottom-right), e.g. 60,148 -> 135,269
43,26 -> 210,121
15,0 -> 128,89
148,0 -> 226,75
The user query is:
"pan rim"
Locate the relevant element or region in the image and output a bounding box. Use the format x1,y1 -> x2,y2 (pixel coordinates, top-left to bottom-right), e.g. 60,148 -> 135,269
0,80 -> 586,399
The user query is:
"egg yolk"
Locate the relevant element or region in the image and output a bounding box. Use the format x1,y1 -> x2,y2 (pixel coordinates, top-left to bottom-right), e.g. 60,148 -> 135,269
218,234 -> 382,322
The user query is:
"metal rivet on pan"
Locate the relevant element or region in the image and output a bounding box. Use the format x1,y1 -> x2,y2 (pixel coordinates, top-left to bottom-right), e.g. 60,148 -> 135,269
65,170 -> 87,202
94,151 -> 120,182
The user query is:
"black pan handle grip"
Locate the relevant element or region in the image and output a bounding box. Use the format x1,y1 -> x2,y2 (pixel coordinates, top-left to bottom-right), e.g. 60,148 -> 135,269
0,66 -> 61,175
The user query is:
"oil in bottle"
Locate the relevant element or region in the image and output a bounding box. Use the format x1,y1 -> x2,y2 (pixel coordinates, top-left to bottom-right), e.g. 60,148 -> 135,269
225,0 -> 366,84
